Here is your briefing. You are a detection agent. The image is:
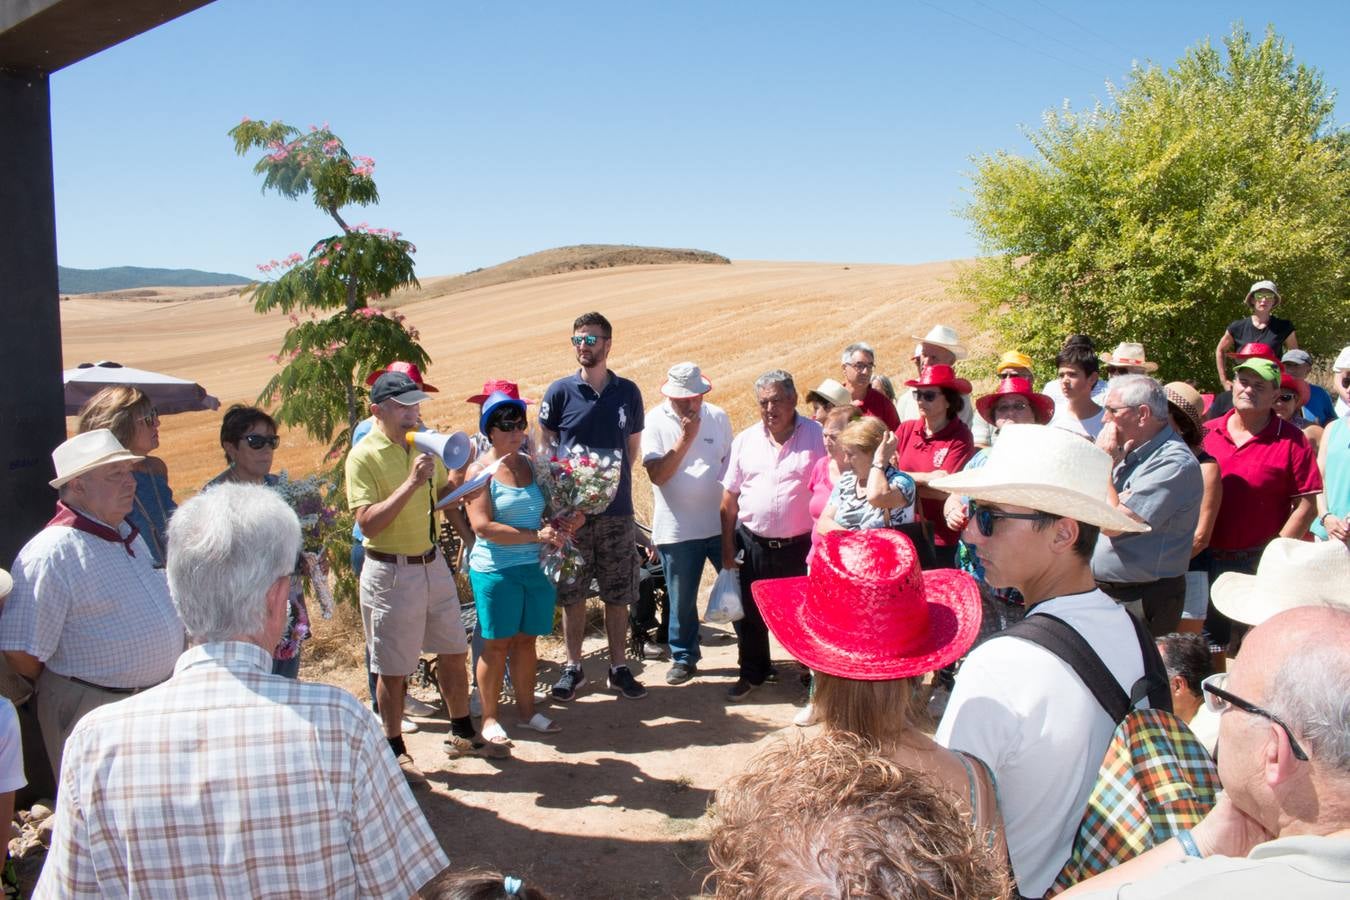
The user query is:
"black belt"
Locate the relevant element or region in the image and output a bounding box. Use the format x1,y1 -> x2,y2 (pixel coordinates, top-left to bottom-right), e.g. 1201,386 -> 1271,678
1208,546 -> 1264,561
366,547 -> 437,565
68,675 -> 151,695
740,527 -> 810,550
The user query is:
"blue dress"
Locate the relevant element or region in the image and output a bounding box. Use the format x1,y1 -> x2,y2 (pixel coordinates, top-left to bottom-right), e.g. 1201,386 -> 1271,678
130,469 -> 176,567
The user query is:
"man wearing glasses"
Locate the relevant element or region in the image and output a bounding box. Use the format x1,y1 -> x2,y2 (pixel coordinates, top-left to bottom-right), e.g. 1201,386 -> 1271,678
839,341 -> 899,430
1060,606 -> 1350,898
1091,375 -> 1203,636
540,312 -> 648,702
931,424 -> 1153,898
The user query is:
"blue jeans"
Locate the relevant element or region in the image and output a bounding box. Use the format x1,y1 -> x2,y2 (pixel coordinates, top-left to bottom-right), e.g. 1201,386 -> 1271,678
658,535 -> 722,666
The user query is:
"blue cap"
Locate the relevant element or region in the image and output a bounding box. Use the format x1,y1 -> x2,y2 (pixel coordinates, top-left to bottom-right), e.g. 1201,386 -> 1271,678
479,390 -> 527,434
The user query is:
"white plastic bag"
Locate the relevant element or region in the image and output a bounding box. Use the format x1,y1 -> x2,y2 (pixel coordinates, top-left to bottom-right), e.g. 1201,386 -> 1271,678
705,560 -> 744,624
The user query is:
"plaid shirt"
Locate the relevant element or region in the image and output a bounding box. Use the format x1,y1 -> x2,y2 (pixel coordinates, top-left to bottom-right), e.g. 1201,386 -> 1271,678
1052,708 -> 1219,893
36,642 -> 448,899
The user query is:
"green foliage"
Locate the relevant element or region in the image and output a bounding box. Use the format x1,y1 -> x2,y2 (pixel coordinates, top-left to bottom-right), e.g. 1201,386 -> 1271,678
956,25 -> 1350,389
228,119 -> 380,214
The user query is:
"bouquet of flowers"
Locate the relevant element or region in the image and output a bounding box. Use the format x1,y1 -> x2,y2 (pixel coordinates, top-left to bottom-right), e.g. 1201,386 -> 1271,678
532,442 -> 623,585
269,471 -> 339,619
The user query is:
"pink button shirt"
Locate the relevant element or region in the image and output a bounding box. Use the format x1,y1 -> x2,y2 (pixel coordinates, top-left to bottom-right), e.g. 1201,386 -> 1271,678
722,415 -> 826,539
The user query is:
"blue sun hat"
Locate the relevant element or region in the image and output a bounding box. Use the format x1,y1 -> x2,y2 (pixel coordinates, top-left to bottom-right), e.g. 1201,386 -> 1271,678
479,390 -> 527,434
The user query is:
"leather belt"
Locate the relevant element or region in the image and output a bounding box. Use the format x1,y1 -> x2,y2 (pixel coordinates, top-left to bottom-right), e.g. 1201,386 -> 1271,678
366,547 -> 438,565
740,527 -> 809,550
67,675 -> 151,695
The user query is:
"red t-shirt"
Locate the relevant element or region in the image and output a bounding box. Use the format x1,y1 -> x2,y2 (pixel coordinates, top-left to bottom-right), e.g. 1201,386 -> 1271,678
1201,410 -> 1322,551
856,387 -> 901,431
894,417 -> 975,547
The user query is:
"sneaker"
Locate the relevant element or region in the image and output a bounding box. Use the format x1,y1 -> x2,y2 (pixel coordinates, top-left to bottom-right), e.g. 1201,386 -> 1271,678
396,753 -> 428,785
666,662 -> 696,685
725,678 -> 760,702
641,641 -> 666,660
551,665 -> 587,702
793,703 -> 819,727
404,694 -> 439,718
400,717 -> 419,735
468,687 -> 483,718
607,665 -> 647,699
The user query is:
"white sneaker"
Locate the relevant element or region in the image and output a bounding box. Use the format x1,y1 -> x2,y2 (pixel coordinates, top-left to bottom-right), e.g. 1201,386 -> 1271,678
468,688 -> 482,718
793,703 -> 818,727
400,718 -> 419,735
404,694 -> 439,718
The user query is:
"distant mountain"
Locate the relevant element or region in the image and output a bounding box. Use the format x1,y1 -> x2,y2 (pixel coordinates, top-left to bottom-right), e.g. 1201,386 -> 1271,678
59,266 -> 251,294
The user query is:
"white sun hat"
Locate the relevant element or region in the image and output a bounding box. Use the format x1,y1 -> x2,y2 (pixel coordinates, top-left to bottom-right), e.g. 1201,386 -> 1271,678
1212,538 -> 1350,626
931,423 -> 1148,533
49,429 -> 142,489
1333,346 -> 1350,372
660,362 -> 712,398
1100,342 -> 1159,373
909,325 -> 968,360
805,378 -> 852,408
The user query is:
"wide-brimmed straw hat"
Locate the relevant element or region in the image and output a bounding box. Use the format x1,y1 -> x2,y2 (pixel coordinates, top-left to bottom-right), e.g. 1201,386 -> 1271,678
805,378 -> 852,408
660,362 -> 712,399
975,377 -> 1054,425
1163,382 -> 1205,436
1100,342 -> 1159,373
904,364 -> 972,395
996,351 -> 1034,374
465,379 -> 532,405
751,529 -> 982,681
909,325 -> 968,361
1244,280 -> 1281,307
50,429 -> 143,489
1213,538 -> 1350,626
931,423 -> 1149,533
365,361 -> 438,392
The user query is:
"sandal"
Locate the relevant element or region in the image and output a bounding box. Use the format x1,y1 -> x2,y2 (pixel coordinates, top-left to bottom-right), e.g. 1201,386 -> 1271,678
520,712 -> 562,734
481,721 -> 512,745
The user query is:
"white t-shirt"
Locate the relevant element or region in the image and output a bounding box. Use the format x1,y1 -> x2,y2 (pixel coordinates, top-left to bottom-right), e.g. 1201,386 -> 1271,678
640,400 -> 733,545
1051,404 -> 1106,440
0,697 -> 26,794
936,590 -> 1146,896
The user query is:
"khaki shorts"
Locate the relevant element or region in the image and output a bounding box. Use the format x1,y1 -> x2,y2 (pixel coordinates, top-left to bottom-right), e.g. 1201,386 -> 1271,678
360,554 -> 467,676
557,515 -> 639,608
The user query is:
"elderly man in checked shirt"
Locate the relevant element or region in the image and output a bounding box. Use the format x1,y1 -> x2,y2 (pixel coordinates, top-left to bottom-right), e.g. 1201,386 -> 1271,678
35,484 -> 448,899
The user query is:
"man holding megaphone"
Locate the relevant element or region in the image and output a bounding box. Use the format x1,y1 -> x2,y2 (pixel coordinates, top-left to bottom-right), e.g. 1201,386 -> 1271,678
346,371 -> 499,783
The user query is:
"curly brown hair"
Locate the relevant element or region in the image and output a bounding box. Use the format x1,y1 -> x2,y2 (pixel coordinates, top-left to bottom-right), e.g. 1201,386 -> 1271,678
707,732 -> 1012,900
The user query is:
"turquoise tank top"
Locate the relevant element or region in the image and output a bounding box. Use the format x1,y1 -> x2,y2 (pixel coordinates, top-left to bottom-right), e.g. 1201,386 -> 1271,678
468,477 -> 547,573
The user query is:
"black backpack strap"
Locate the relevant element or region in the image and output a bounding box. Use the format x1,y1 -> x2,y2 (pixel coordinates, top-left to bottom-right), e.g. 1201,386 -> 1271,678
1006,614 -> 1131,723
1129,612 -> 1174,714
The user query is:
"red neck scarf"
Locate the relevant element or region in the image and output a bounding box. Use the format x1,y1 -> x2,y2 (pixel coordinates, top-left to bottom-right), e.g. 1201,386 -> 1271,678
48,501 -> 139,558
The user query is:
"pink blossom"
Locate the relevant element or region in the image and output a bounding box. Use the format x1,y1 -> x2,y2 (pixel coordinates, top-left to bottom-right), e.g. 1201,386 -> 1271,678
319,258 -> 330,267
241,116 -> 251,124
268,353 -> 281,363
333,242 -> 343,252
288,313 -> 300,325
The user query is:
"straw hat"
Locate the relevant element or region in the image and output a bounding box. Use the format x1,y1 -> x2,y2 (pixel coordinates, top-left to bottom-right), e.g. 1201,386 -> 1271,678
365,361 -> 438,392
660,362 -> 712,399
466,379 -> 532,405
931,424 -> 1148,533
805,378 -> 851,408
49,429 -> 143,489
909,325 -> 968,360
1100,342 -> 1159,373
1212,538 -> 1350,626
751,529 -> 982,680
905,364 -> 972,395
974,377 -> 1054,425
996,351 -> 1034,374
1163,382 -> 1204,435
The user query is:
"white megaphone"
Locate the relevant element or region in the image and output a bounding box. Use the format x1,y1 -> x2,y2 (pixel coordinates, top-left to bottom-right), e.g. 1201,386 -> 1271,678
406,430 -> 472,470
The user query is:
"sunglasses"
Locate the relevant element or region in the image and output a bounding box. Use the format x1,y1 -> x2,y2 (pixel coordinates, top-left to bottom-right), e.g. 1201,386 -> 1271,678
1201,673 -> 1308,761
914,390 -> 941,402
491,419 -> 528,433
993,400 -> 1031,414
242,433 -> 280,450
1274,392 -> 1297,404
138,409 -> 160,426
997,371 -> 1024,379
570,334 -> 606,347
967,501 -> 1054,537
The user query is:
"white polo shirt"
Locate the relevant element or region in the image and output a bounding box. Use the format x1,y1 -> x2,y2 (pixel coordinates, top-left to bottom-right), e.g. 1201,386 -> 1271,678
936,590 -> 1146,896
640,400 -> 733,545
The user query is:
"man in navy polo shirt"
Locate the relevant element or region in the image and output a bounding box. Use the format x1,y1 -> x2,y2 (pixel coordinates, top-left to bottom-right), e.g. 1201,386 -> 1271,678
540,312 -> 648,701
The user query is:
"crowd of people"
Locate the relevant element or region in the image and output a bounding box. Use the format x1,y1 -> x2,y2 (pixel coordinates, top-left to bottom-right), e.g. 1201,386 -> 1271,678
0,281 -> 1346,897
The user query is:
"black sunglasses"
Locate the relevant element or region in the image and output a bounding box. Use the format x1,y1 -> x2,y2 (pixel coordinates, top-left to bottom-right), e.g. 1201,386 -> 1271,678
1274,392 -> 1297,404
491,418 -> 528,433
967,501 -> 1054,537
914,389 -> 941,402
1201,674 -> 1308,761
242,433 -> 280,450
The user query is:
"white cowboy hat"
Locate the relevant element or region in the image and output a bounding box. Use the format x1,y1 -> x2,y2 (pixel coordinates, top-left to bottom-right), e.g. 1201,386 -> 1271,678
805,378 -> 852,408
1212,538 -> 1350,626
1100,342 -> 1159,373
931,423 -> 1148,533
49,429 -> 143,489
660,362 -> 712,399
908,325 -> 968,360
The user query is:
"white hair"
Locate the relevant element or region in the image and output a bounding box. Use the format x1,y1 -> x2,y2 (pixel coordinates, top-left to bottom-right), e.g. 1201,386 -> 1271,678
841,342 -> 876,365
1108,374 -> 1169,421
1268,641 -> 1350,776
754,370 -> 797,397
166,483 -> 301,643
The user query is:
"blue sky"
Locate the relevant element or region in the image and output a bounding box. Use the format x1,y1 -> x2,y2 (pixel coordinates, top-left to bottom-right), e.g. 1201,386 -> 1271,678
49,1 -> 1347,277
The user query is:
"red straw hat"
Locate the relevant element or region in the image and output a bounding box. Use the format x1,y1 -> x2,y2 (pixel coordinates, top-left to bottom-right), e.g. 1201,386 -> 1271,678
751,529 -> 982,681
903,364 -> 972,395
465,379 -> 532,405
974,377 -> 1055,425
365,361 -> 438,392
1226,342 -> 1282,365
1279,373 -> 1310,408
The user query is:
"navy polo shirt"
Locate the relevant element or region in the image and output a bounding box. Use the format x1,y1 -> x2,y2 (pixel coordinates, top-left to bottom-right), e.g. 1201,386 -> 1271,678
540,371 -> 645,517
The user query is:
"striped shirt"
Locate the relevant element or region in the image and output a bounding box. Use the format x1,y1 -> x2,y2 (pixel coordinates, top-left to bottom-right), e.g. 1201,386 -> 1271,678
36,642 -> 448,899
0,520 -> 183,688
468,477 -> 547,573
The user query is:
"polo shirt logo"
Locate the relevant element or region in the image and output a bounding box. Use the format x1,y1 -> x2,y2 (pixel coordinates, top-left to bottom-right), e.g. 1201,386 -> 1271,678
618,407 -> 627,430
933,447 -> 949,467
539,401 -> 551,422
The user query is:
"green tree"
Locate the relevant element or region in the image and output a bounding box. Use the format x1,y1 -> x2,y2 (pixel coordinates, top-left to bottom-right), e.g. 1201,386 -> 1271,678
229,119 -> 428,445
956,25 -> 1350,389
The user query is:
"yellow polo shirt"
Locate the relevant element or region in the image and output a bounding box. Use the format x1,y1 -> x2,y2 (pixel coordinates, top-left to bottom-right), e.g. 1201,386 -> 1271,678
345,426 -> 448,555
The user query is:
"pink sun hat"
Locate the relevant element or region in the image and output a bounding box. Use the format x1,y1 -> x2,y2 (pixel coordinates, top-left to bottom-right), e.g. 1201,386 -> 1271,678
751,529 -> 982,681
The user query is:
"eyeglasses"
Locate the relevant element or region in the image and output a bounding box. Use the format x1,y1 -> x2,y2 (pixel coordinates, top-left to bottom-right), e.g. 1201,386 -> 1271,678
845,361 -> 875,372
994,400 -> 1031,414
1273,393 -> 1297,404
138,409 -> 160,426
492,419 -> 528,433
242,433 -> 280,450
997,371 -> 1023,379
570,334 -> 606,347
967,501 -> 1055,537
1102,404 -> 1138,416
1105,366 -> 1134,377
914,390 -> 941,402
1201,673 -> 1308,761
